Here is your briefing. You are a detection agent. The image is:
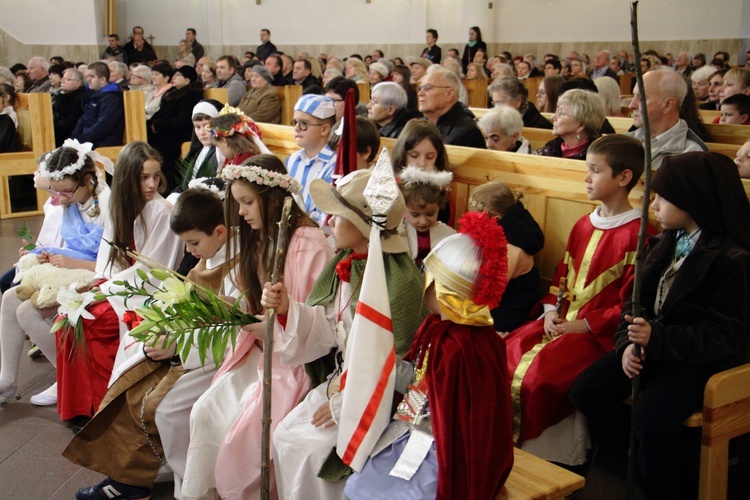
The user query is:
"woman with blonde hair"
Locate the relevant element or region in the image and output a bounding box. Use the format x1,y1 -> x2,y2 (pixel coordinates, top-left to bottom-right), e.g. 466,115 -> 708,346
466,62 -> 488,81
201,61 -> 218,89
306,57 -> 323,80
344,58 -> 369,83
594,76 -> 625,117
176,39 -> 196,67
537,89 -> 605,159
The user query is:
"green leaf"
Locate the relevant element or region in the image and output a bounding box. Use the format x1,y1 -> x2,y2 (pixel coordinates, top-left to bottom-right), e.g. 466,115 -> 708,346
22,243 -> 37,251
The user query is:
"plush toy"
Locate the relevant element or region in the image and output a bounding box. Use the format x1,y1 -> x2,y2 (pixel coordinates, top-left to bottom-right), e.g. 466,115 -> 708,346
12,253 -> 96,309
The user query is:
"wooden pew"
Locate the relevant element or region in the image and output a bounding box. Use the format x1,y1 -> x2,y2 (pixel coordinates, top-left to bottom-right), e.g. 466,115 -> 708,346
0,93 -> 55,218
203,88 -> 229,105
619,73 -> 635,96
699,109 -> 720,122
497,448 -> 584,499
356,82 -> 370,105
275,85 -> 303,127
464,78 -> 489,108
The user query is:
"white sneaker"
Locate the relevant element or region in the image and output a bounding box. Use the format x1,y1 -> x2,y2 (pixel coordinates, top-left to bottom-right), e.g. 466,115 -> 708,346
30,383 -> 57,406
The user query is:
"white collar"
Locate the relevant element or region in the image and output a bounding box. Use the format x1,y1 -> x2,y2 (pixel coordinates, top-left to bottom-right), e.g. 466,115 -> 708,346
205,242 -> 228,270
589,206 -> 641,230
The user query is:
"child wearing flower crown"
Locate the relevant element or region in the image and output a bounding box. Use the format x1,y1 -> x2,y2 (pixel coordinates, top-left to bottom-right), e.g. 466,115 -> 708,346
0,140 -> 111,405
54,141 -> 183,431
398,165 -> 455,267
469,181 -> 545,332
208,108 -> 270,167
66,182 -> 238,500
261,168 -> 426,500
572,152 -> 750,498
179,154 -> 334,500
345,211 -> 514,500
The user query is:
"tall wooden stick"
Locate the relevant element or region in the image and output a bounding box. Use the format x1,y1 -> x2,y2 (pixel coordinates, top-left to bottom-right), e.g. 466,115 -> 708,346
627,2 -> 654,498
261,196 -> 294,500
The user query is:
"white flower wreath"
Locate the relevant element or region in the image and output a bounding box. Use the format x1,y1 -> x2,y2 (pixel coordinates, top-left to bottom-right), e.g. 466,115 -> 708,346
220,164 -> 301,194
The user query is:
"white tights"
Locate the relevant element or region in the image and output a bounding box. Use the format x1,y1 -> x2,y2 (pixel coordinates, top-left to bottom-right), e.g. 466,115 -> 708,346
0,287 -> 57,391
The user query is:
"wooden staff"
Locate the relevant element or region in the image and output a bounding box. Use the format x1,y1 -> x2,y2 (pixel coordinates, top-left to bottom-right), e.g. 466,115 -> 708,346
261,196 -> 294,500
627,2 -> 654,498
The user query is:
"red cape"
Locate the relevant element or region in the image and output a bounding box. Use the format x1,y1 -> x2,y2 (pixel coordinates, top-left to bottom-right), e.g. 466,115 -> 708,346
406,314 -> 514,499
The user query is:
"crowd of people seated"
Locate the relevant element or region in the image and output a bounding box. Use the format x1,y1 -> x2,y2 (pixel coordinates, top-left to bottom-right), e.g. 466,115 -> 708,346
1,25 -> 750,500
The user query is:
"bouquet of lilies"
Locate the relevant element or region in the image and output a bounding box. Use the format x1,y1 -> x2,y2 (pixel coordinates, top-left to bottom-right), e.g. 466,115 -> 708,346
53,241 -> 258,367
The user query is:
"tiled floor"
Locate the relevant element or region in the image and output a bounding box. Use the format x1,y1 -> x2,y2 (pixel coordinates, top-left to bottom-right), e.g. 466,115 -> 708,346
1,216 -> 748,499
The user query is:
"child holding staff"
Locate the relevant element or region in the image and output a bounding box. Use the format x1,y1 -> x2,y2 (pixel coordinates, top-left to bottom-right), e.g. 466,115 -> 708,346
180,155 -> 333,500
572,152 -> 750,498
262,168 -> 425,500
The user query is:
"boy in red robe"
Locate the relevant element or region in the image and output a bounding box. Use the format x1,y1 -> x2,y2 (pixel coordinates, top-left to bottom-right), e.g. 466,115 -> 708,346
504,135 -> 648,467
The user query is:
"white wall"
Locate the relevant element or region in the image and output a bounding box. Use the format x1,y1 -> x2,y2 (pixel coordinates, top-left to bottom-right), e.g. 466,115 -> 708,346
495,0 -> 747,43
0,0 -> 101,45
0,0 -> 745,47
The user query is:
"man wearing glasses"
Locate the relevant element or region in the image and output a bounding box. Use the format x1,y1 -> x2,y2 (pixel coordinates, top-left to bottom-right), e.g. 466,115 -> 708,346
286,94 -> 337,226
418,67 -> 485,148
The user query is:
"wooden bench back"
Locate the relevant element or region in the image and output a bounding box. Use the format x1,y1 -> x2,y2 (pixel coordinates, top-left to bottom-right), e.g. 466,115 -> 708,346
256,123 -> 750,290
357,82 -> 370,105
464,79 -> 489,108
0,93 -> 55,218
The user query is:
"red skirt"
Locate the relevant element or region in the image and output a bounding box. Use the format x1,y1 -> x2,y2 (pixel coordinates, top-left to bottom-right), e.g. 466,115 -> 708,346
56,300 -> 121,420
504,319 -> 604,443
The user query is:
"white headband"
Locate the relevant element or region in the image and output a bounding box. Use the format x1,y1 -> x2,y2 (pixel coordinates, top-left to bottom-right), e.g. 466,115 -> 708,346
39,138 -> 114,180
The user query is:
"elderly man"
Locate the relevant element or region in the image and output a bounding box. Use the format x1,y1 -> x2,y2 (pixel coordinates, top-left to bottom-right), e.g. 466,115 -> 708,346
418,67 -> 485,148
52,69 -> 85,146
256,29 -> 277,63
125,34 -> 157,65
368,82 -> 421,138
102,34 -> 127,64
185,28 -> 204,61
523,54 -> 544,77
591,50 -> 619,80
674,51 -> 692,76
26,57 -> 51,93
410,58 -> 431,84
108,62 -> 129,90
70,62 -> 124,147
292,59 -> 322,94
627,69 -> 707,169
264,54 -> 287,87
215,55 -> 246,106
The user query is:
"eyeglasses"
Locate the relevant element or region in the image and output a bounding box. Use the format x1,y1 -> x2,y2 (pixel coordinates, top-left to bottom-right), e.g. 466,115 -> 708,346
291,119 -> 325,131
417,84 -> 451,93
554,108 -> 570,118
50,184 -> 81,198
536,88 -> 546,96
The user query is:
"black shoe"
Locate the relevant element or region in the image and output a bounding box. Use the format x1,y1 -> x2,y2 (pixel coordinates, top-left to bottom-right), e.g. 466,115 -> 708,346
76,477 -> 151,500
67,415 -> 91,435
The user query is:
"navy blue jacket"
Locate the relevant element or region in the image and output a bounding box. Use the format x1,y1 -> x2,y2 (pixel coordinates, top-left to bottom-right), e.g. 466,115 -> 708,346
71,82 -> 124,147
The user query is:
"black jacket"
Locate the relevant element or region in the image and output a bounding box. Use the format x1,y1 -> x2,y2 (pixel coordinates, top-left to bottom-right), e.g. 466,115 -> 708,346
71,82 -> 124,147
53,87 -> 85,147
433,101 -> 486,149
523,101 -> 553,129
0,115 -> 18,153
256,41 -> 278,63
379,108 -> 422,138
421,45 -> 442,64
490,202 -> 546,332
614,230 -> 749,369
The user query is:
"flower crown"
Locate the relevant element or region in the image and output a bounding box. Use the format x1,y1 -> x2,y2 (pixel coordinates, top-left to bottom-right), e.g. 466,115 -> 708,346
220,164 -> 301,194
207,106 -> 263,140
39,139 -> 94,181
188,177 -> 227,200
398,166 -> 453,190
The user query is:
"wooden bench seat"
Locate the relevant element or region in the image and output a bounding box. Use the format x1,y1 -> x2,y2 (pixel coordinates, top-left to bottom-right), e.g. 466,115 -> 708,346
498,448 -> 584,499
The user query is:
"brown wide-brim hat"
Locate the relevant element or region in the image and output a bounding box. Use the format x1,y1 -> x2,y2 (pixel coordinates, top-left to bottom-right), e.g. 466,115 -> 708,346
310,170 -> 408,254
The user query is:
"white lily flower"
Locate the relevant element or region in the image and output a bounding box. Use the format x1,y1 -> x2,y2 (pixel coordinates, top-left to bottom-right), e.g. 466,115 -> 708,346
56,284 -> 96,326
153,277 -> 193,306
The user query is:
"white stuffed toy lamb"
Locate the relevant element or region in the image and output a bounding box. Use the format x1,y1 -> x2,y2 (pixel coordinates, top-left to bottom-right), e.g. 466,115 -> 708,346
12,253 -> 96,309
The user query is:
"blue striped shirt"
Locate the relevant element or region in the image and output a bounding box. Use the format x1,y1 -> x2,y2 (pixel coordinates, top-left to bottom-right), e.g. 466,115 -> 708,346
285,145 -> 337,226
